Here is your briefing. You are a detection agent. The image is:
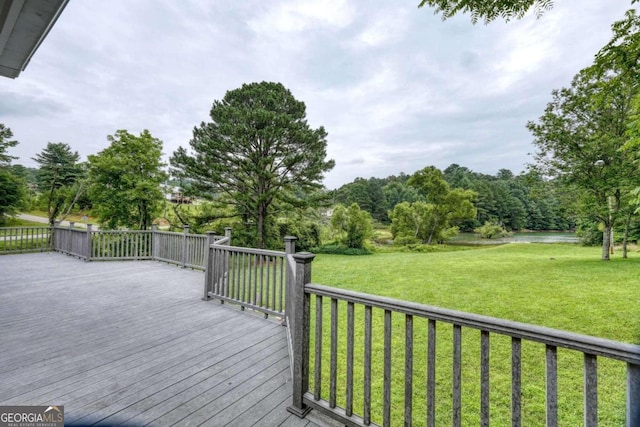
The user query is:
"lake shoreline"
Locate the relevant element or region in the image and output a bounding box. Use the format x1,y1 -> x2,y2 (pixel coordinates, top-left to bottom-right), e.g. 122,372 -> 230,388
449,231 -> 579,245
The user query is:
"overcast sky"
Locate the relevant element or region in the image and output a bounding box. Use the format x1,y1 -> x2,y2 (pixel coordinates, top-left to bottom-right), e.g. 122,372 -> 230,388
1,1 -> 636,189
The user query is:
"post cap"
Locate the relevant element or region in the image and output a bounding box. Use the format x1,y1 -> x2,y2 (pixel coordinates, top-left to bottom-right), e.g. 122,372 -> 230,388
292,252 -> 316,262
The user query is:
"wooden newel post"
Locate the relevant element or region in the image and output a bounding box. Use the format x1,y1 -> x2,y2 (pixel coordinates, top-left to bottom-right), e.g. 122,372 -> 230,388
629,362 -> 640,427
52,221 -> 61,250
287,251 -> 315,418
203,231 -> 218,301
85,224 -> 93,261
224,227 -> 232,244
182,225 -> 189,268
284,236 -> 297,326
151,224 -> 158,260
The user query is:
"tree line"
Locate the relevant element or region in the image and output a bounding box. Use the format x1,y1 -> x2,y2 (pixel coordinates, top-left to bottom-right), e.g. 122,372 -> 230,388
333,165 -> 575,233
0,127 -> 166,230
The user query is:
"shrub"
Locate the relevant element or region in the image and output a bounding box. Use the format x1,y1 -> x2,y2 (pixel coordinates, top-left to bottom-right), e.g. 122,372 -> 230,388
474,221 -> 511,239
310,243 -> 373,255
330,203 -> 373,249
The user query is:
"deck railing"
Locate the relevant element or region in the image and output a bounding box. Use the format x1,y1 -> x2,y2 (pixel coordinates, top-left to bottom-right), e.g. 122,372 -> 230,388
285,253 -> 640,427
152,226 -> 227,270
90,228 -> 153,260
5,225 -> 639,425
53,223 -> 90,259
203,235 -> 292,319
0,226 -> 51,254
1,224 -> 220,270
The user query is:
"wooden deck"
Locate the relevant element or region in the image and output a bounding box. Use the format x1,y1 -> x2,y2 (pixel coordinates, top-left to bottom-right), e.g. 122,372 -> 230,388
0,253 -> 333,426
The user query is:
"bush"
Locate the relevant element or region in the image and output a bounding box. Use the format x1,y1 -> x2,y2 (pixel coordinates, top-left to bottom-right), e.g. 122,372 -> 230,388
276,218 -> 321,251
310,243 -> 373,255
403,243 -> 444,253
576,218 -> 602,246
331,203 -> 373,249
392,235 -> 420,246
474,221 -> 511,239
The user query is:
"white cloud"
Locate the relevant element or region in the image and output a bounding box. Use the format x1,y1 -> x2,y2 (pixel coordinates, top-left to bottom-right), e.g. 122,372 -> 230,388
350,8 -> 410,49
247,0 -> 355,34
1,0 -> 635,189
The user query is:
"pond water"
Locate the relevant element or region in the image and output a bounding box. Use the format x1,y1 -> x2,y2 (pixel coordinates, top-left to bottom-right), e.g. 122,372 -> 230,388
450,231 -> 579,245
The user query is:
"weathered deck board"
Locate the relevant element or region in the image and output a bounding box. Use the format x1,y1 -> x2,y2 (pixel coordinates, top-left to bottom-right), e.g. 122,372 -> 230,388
0,253 -> 326,426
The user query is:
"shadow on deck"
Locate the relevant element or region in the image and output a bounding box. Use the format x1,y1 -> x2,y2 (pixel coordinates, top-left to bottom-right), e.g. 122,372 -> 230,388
0,253 -> 332,427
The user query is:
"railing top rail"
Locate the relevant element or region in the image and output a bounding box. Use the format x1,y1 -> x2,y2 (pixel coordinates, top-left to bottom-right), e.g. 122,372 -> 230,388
0,226 -> 51,230
306,283 -> 640,365
87,229 -> 150,234
210,243 -> 285,258
153,230 -> 179,236
53,226 -> 87,233
213,236 -> 230,245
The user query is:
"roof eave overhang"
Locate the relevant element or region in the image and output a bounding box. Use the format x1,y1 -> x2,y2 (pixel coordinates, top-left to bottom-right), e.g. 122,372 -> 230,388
0,0 -> 69,78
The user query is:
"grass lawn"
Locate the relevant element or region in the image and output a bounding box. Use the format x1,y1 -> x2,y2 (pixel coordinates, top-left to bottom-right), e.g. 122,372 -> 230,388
23,210 -> 96,223
307,244 -> 639,426
1,216 -> 47,227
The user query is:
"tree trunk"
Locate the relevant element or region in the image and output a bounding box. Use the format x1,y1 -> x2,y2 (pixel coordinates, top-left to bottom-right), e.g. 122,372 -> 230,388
257,203 -> 268,249
426,218 -> 440,245
426,227 -> 435,245
601,224 -> 611,261
59,183 -> 86,223
622,211 -> 631,259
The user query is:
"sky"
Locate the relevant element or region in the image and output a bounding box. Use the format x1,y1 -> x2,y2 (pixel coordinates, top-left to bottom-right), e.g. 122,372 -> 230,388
0,1 -> 636,189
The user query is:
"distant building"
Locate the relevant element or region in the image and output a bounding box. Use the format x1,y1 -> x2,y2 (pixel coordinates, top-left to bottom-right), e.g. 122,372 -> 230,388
162,185 -> 192,204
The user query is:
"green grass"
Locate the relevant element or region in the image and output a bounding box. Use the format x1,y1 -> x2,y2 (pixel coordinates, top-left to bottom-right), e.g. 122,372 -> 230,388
25,210 -> 96,222
312,244 -> 639,342
0,238 -> 51,253
0,216 -> 47,227
307,244 -> 639,426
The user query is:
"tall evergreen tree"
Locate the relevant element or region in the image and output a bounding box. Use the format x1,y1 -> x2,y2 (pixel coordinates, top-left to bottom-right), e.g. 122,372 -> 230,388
171,82 -> 334,249
33,142 -> 82,226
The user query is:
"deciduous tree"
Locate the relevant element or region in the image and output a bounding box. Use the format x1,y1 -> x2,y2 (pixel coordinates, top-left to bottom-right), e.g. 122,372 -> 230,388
418,0 -> 554,23
528,10 -> 640,260
88,130 -> 167,230
331,203 -> 373,249
418,0 -> 639,24
390,166 -> 476,244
